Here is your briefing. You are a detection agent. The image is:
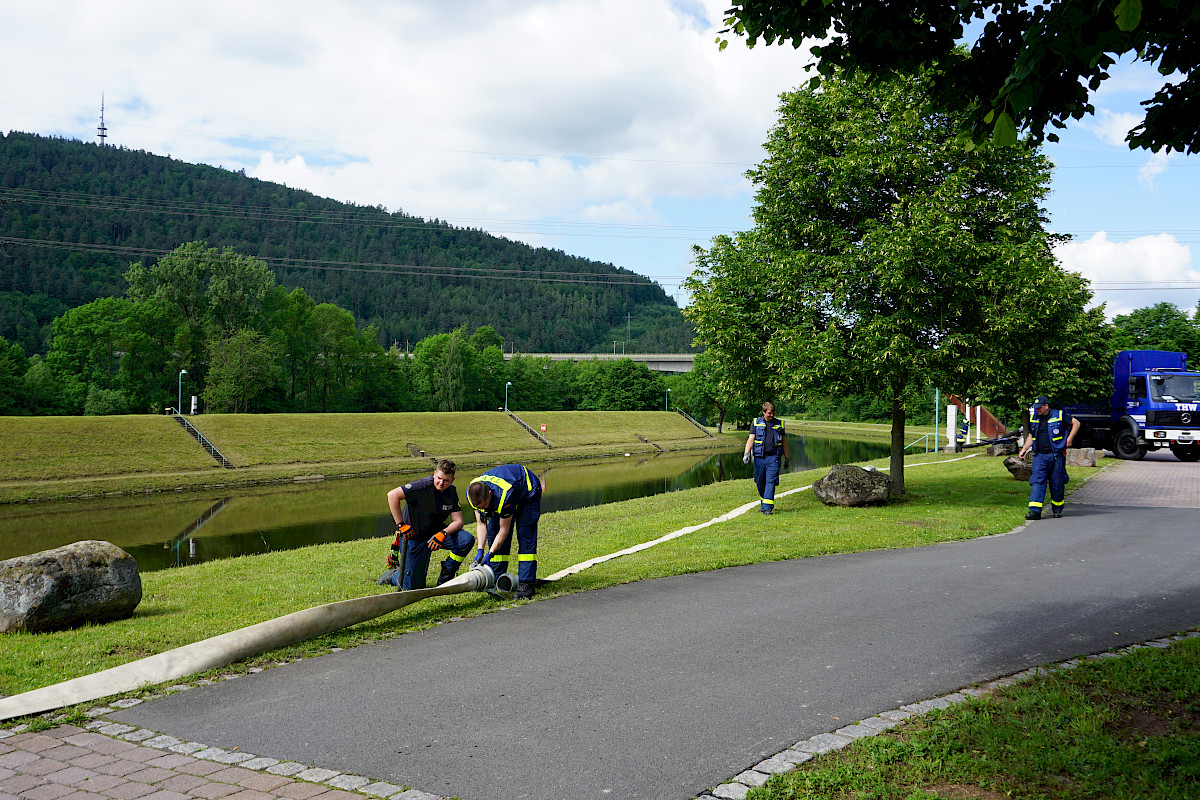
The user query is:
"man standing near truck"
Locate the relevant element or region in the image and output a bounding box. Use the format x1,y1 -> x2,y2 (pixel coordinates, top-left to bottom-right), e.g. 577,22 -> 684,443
1019,396 -> 1080,520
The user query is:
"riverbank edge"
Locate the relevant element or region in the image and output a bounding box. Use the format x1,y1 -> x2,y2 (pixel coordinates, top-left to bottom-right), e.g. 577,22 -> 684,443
0,435 -> 738,505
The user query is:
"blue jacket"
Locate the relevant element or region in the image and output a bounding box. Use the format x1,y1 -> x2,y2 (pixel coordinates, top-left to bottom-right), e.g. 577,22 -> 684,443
468,464 -> 540,517
1030,411 -> 1069,455
752,416 -> 785,458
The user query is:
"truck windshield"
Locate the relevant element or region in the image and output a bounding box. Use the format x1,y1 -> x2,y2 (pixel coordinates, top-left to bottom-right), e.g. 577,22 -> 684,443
1150,375 -> 1200,402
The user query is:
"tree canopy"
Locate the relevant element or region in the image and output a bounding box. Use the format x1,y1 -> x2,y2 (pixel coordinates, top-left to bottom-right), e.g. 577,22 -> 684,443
719,0 -> 1200,152
685,66 -> 1109,495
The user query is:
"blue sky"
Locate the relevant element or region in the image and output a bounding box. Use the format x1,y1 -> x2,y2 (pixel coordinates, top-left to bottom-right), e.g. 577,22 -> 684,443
1,0 -> 1196,319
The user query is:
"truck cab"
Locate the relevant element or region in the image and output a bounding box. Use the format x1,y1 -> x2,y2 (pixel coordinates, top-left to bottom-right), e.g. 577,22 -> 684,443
1088,350 -> 1200,461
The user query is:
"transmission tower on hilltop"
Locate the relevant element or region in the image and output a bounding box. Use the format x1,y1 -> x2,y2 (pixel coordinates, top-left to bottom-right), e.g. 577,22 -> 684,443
97,94 -> 108,146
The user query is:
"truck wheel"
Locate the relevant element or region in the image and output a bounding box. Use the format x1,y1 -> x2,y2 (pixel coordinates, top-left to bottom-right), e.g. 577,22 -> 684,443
1113,429 -> 1147,460
1169,442 -> 1200,462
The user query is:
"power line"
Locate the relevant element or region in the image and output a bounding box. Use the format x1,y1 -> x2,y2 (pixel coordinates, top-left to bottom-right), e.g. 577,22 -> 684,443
0,235 -> 677,287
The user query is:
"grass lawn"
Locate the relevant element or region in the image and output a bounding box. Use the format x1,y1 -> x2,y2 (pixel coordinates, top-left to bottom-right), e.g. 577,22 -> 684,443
751,635 -> 1200,800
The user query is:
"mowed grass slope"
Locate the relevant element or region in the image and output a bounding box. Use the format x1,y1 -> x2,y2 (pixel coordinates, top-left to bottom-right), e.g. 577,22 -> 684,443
0,416 -> 222,482
190,411 -> 547,466
522,410 -> 712,447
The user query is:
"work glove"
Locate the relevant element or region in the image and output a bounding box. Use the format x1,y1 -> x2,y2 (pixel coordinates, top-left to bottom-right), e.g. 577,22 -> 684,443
387,532 -> 402,567
428,530 -> 447,551
783,456 -> 790,469
472,548 -> 485,567
742,452 -> 751,464
396,523 -> 416,541
478,551 -> 493,567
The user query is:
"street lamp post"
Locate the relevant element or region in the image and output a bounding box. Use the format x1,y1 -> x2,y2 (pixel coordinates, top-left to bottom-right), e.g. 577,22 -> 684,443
665,387 -> 671,411
177,369 -> 188,414
504,381 -> 512,413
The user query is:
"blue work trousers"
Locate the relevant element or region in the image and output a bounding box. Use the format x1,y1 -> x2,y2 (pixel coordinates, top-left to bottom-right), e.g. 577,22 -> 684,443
753,454 -> 782,511
484,495 -> 541,583
399,529 -> 475,590
1028,451 -> 1069,515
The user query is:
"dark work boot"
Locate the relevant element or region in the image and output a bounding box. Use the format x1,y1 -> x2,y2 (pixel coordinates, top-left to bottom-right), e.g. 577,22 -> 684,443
513,581 -> 536,600
436,560 -> 459,586
1052,507 -> 1063,519
1025,510 -> 1041,521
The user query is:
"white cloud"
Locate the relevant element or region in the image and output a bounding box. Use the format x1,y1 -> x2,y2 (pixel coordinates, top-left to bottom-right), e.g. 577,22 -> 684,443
1055,232 -> 1199,319
1138,149 -> 1176,188
1079,108 -> 1140,147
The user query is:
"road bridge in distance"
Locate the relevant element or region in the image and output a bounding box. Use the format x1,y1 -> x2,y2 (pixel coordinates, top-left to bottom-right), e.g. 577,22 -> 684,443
505,352 -> 695,373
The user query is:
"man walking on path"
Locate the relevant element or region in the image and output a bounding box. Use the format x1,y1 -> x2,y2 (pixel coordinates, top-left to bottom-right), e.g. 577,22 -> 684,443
1019,396 -> 1080,520
744,401 -> 789,515
384,459 -> 471,589
467,463 -> 543,599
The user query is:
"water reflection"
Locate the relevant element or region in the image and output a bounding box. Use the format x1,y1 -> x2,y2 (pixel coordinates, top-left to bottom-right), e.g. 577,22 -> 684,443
0,434 -> 888,571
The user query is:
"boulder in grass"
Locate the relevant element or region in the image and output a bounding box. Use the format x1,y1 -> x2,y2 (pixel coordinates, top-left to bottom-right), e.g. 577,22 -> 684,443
1066,447 -> 1097,467
1003,455 -> 1033,481
812,464 -> 892,507
0,540 -> 141,633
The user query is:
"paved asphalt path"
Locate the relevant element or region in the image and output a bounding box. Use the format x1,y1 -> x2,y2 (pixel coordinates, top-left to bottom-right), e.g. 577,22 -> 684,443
109,497 -> 1200,800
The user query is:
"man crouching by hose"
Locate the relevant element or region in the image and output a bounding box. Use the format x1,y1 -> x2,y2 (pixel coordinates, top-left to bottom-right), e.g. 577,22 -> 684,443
381,459 -> 472,590
466,464 -> 543,600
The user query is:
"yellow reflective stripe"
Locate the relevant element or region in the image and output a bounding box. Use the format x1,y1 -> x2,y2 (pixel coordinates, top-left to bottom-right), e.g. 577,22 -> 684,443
762,498 -> 776,506
1051,499 -> 1065,507
1029,501 -> 1044,508
518,554 -> 538,562
522,466 -> 534,492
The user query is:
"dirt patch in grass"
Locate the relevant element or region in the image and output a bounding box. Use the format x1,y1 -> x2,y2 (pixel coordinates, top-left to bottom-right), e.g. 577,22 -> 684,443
1104,689 -> 1200,740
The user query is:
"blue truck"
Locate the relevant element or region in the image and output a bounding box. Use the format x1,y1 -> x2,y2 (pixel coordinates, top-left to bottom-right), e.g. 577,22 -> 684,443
1070,350 -> 1200,461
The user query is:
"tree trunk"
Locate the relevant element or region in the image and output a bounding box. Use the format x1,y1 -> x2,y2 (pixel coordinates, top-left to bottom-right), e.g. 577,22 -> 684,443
890,392 -> 906,498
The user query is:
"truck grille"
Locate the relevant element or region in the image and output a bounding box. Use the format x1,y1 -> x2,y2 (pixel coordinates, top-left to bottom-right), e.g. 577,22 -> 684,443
1149,410 -> 1200,426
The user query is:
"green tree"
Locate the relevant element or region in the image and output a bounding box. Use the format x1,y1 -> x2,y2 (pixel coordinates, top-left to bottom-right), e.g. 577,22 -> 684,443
43,297 -> 133,414
686,67 -> 1103,496
0,336 -> 30,414
310,303 -> 367,412
1111,302 -> 1200,360
203,329 -> 282,413
719,0 -> 1200,152
268,287 -> 319,409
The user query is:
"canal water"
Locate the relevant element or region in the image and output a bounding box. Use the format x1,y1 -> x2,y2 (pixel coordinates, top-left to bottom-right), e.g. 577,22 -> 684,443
0,435 -> 889,571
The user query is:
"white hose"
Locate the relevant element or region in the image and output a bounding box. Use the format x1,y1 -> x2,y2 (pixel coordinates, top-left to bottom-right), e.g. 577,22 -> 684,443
0,566 -> 495,722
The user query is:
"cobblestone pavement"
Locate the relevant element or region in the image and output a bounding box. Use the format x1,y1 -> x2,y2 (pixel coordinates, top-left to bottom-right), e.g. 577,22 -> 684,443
4,453 -> 1199,800
1068,452 -> 1200,508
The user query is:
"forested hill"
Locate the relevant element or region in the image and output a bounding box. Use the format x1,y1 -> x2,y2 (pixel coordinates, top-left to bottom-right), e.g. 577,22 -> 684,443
0,132 -> 693,356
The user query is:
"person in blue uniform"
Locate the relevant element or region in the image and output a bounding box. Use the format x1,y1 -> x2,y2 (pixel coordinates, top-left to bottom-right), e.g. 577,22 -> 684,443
743,402 -> 790,514
466,463 -> 543,599
383,460 -> 472,589
1018,396 -> 1080,520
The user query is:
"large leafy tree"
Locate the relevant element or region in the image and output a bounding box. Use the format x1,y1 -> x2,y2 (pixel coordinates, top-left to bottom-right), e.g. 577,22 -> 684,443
719,0 -> 1200,152
686,67 -> 1105,496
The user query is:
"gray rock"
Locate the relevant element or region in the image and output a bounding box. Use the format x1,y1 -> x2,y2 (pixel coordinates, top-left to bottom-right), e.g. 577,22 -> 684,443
1003,455 -> 1032,481
0,540 -> 141,633
813,464 -> 892,507
986,440 -> 1018,456
1066,447 -> 1096,467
